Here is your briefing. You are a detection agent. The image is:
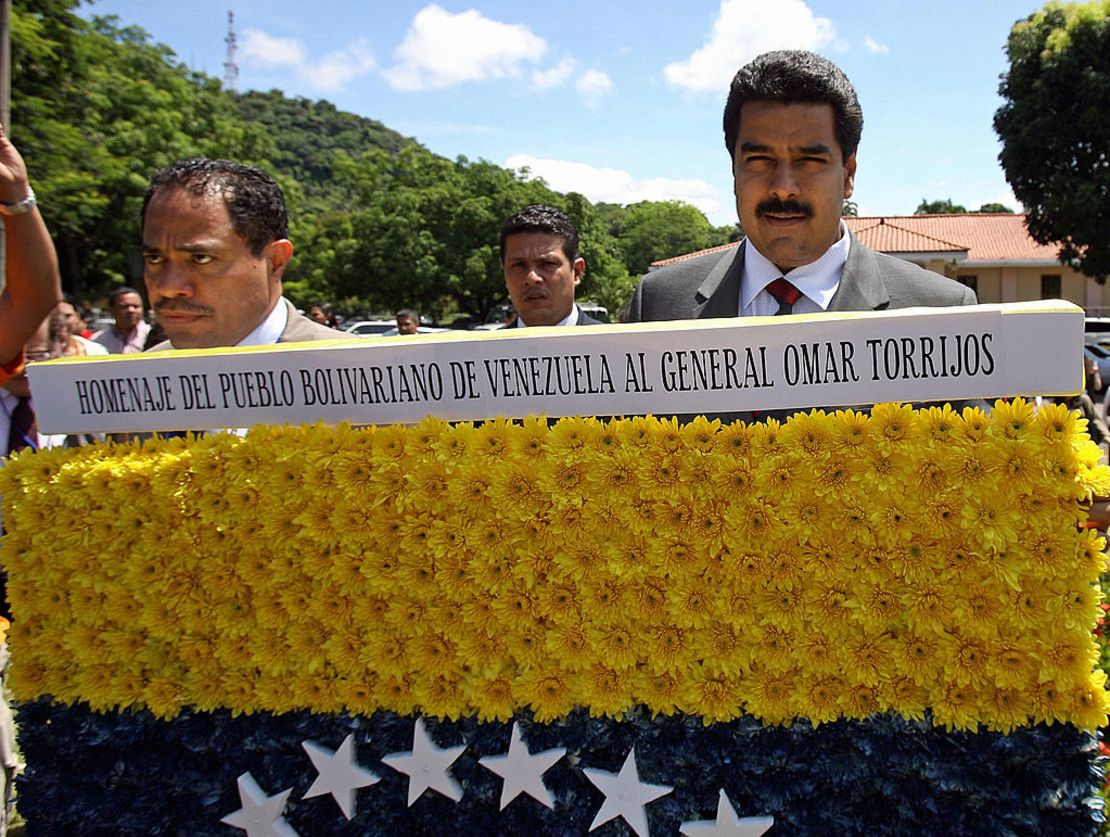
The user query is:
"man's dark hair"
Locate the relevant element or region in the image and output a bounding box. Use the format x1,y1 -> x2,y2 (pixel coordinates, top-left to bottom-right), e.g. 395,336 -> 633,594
723,50 -> 863,161
108,286 -> 142,307
499,205 -> 579,262
142,158 -> 288,256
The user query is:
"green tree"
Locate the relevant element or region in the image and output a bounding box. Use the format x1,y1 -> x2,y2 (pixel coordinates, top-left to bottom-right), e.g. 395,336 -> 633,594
976,202 -> 1015,213
13,3 -> 274,297
915,198 -> 967,215
617,201 -> 716,276
995,0 -> 1110,279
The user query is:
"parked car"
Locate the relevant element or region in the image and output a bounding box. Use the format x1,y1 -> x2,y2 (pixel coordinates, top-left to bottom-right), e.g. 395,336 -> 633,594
340,320 -> 396,336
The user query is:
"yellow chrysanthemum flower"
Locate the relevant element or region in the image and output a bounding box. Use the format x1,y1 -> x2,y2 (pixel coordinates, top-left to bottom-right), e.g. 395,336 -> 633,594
980,686 -> 1028,734
687,667 -> 743,724
715,421 -> 755,459
634,669 -> 684,717
680,415 -> 721,455
989,397 -> 1036,441
800,675 -> 844,726
579,663 -> 633,718
1035,401 -> 1082,447
869,403 -> 920,449
956,405 -> 991,442
1064,670 -> 1110,730
746,667 -> 796,725
931,683 -> 980,731
516,666 -> 576,722
780,410 -> 832,458
470,417 -> 515,461
547,416 -> 600,459
918,403 -> 960,444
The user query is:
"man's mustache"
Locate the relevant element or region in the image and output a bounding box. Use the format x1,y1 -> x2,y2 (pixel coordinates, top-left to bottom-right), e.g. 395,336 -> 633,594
756,198 -> 814,219
155,299 -> 213,316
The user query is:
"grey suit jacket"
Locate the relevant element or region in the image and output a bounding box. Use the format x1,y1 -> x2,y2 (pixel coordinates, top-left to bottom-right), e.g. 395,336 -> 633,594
629,231 -> 976,321
147,298 -> 338,352
628,233 -> 978,421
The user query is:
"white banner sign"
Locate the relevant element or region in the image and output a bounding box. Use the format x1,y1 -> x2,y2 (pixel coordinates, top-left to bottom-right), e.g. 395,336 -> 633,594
28,301 -> 1083,434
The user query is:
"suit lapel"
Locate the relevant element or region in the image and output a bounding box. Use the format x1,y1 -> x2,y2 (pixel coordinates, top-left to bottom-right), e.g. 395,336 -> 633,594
693,246 -> 744,319
828,231 -> 890,312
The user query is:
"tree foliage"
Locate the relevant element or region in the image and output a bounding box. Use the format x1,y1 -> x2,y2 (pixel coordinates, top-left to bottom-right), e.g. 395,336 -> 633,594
287,150 -> 633,322
10,2 -> 717,318
915,198 -> 968,215
995,0 -> 1110,279
12,2 -> 274,294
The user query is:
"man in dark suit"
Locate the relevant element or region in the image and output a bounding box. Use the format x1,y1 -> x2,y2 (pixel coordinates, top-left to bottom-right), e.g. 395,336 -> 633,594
629,50 -> 975,323
500,205 -> 603,328
141,158 -> 336,351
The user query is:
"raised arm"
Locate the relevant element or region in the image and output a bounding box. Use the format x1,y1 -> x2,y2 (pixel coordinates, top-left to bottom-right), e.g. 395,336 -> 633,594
0,124 -> 61,367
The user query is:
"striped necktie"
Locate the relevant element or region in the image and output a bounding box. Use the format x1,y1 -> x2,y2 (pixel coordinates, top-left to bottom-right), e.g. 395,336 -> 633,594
766,277 -> 802,315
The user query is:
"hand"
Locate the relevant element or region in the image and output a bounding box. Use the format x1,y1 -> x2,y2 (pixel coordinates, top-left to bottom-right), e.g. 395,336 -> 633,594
0,123 -> 32,205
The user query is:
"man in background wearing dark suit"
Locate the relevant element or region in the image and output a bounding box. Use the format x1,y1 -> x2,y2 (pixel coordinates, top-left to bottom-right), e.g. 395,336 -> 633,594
500,205 -> 603,328
629,50 -> 975,323
141,158 -> 336,351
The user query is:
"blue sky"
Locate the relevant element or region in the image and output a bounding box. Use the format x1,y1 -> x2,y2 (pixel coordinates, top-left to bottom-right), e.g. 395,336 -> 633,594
83,0 -> 1041,225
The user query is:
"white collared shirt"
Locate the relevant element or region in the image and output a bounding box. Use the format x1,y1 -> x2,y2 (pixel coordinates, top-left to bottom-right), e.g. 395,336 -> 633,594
739,224 -> 851,316
516,304 -> 579,328
235,299 -> 287,347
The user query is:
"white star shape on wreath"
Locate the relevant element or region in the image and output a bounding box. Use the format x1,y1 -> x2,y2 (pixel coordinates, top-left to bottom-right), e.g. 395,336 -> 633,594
680,788 -> 775,836
301,733 -> 380,820
478,721 -> 567,810
380,717 -> 467,806
582,746 -> 673,837
220,772 -> 299,837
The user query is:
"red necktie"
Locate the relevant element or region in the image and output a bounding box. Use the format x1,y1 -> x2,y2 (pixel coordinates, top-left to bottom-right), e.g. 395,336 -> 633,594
7,396 -> 37,454
766,277 -> 801,315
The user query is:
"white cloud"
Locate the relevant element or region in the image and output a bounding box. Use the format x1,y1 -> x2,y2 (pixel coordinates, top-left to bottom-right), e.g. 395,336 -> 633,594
241,30 -> 375,92
506,154 -> 725,220
664,0 -> 836,93
241,30 -> 307,67
532,58 -> 576,90
576,69 -> 613,99
863,36 -> 889,55
384,4 -> 547,91
308,42 -> 377,91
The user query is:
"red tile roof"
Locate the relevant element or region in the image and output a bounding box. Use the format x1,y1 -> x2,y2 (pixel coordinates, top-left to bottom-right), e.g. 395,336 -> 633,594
846,219 -> 966,254
650,214 -> 1062,267
845,214 -> 1059,261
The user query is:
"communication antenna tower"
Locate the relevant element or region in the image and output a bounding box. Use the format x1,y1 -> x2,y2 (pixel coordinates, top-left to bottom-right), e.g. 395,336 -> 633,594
223,11 -> 238,93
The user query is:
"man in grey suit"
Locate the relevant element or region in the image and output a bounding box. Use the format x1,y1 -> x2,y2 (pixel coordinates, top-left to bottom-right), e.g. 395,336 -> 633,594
500,205 -> 603,328
141,158 -> 336,351
629,50 -> 975,323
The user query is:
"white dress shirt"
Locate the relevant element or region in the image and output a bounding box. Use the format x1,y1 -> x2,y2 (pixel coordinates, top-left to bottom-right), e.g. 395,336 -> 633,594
234,299 -> 288,347
515,304 -> 579,328
739,223 -> 852,317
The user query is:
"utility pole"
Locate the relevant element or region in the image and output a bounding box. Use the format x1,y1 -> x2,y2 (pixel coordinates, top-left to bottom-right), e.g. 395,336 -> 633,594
223,10 -> 238,94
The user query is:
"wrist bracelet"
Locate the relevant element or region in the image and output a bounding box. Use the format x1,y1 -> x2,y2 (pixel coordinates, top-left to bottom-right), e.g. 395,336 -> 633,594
0,187 -> 36,217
